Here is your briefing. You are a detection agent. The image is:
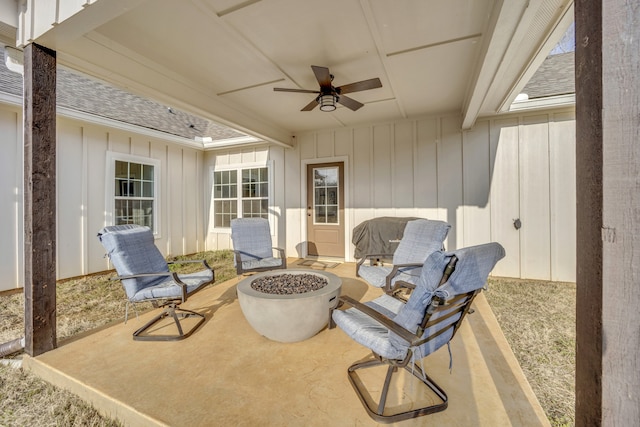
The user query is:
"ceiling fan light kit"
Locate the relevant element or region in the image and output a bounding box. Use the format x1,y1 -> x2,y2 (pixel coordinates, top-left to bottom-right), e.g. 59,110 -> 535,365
274,65 -> 382,112
319,94 -> 337,112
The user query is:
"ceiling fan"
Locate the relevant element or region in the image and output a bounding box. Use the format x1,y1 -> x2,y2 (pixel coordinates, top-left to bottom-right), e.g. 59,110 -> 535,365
274,65 -> 382,112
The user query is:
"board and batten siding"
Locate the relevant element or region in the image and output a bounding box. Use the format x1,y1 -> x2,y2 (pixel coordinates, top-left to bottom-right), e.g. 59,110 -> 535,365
1,101 -> 576,291
0,103 -> 206,291
203,146 -> 287,251
285,111 -> 576,282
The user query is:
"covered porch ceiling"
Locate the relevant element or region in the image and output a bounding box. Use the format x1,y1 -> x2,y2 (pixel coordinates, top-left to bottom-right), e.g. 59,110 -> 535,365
10,0 -> 573,147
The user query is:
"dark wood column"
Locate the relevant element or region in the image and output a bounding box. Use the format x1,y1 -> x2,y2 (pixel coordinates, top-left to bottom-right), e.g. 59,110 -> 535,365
575,1 -> 640,425
23,43 -> 57,357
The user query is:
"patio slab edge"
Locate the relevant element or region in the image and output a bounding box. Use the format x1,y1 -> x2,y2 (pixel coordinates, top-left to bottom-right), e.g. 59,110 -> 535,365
23,354 -> 166,427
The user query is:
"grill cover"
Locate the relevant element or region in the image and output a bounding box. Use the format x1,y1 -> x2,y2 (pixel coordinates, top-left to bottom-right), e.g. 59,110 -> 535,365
352,217 -> 420,259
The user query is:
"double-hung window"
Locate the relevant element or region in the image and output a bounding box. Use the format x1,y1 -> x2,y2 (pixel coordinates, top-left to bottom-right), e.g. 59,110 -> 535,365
212,165 -> 270,228
107,152 -> 160,234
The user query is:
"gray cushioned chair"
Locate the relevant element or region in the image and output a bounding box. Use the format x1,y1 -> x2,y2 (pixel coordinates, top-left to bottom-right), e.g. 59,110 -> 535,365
98,224 -> 214,341
230,218 -> 286,275
356,219 -> 451,293
331,242 -> 505,423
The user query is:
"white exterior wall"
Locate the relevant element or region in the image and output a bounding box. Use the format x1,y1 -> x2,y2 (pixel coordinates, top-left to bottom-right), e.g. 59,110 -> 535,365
0,104 -> 23,291
0,103 -> 206,291
1,101 -> 576,291
203,145 -> 287,251
280,110 -> 576,282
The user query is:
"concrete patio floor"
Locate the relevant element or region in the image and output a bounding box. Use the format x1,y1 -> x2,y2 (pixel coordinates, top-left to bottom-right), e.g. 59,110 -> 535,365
23,260 -> 550,426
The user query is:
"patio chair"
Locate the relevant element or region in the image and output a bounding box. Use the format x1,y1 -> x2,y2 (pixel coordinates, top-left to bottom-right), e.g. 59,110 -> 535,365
230,217 -> 286,275
331,242 -> 505,423
355,219 -> 450,294
97,224 -> 214,341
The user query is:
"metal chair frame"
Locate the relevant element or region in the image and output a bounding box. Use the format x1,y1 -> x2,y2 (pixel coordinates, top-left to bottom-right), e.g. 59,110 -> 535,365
113,260 -> 214,341
332,256 -> 485,423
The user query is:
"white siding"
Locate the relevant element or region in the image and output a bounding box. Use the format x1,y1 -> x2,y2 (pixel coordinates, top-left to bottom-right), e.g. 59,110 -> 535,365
57,124 -> 85,278
202,146 -> 278,252
489,118 -> 521,278
281,109 -> 577,281
519,115 -> 552,280
0,106 -> 207,291
549,112 -> 576,282
0,106 -> 22,289
463,120 -> 492,247
438,116 -> 464,248
1,99 -> 577,289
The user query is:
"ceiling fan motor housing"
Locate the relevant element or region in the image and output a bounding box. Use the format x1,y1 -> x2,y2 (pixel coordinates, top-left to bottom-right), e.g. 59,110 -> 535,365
274,65 -> 381,112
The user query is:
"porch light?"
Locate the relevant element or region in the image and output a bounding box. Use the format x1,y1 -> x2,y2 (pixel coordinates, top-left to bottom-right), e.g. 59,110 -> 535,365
319,94 -> 337,112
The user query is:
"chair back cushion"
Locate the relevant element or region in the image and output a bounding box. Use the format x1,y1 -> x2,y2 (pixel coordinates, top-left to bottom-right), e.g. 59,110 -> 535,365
390,242 -> 505,357
97,225 -> 169,299
231,218 -> 273,261
392,219 -> 450,265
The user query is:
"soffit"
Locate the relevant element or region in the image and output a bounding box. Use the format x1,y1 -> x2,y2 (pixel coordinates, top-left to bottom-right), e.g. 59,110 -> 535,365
14,0 -> 573,141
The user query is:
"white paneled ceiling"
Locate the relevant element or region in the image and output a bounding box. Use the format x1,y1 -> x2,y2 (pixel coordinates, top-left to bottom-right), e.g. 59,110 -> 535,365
15,0 -> 574,145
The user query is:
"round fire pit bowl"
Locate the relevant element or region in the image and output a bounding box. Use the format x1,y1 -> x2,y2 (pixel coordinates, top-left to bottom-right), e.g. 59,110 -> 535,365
236,269 -> 342,343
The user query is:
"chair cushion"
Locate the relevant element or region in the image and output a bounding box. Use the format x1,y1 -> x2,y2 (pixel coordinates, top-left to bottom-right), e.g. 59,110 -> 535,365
388,251 -> 451,355
391,243 -> 506,359
130,270 -> 214,302
231,218 -> 274,262
98,225 -> 169,299
436,243 -> 506,297
358,265 -> 422,288
332,294 -> 406,360
334,242 -> 505,363
356,265 -> 392,288
241,256 -> 284,272
392,219 -> 450,265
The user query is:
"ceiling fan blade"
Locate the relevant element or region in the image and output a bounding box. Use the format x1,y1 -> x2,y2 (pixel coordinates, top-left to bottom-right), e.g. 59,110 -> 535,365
274,88 -> 320,94
311,65 -> 332,91
337,95 -> 364,111
337,77 -> 382,94
301,98 -> 319,111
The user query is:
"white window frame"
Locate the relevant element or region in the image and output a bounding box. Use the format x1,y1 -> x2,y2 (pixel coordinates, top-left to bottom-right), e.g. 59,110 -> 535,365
105,152 -> 161,236
210,161 -> 273,232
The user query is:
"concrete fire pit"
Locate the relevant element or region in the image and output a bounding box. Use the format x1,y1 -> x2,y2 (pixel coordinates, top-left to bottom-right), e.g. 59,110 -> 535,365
236,269 -> 342,343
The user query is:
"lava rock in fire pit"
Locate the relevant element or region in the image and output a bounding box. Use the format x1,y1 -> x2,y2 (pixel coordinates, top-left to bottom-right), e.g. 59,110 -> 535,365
250,273 -> 328,295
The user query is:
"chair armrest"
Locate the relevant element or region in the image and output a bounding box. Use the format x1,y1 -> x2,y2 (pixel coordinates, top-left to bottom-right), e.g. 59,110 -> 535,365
384,262 -> 422,292
112,271 -> 191,302
233,249 -> 286,275
330,295 -> 418,344
232,250 -> 245,275
389,280 -> 416,302
272,247 -> 287,268
167,259 -> 215,299
391,280 -> 416,292
112,271 -> 176,280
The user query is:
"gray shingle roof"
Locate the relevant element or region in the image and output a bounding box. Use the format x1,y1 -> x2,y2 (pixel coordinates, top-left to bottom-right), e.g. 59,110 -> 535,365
0,49 -> 248,142
522,52 -> 575,99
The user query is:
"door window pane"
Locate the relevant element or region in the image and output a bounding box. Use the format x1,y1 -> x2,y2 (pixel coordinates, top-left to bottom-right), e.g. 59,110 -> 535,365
313,166 -> 339,225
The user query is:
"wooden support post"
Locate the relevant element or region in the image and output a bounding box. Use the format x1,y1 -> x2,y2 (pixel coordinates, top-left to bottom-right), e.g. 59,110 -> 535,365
575,1 -> 640,425
23,43 -> 57,357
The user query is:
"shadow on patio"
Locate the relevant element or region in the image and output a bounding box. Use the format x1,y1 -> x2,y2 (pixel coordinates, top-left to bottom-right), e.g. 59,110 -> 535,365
23,261 -> 549,426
